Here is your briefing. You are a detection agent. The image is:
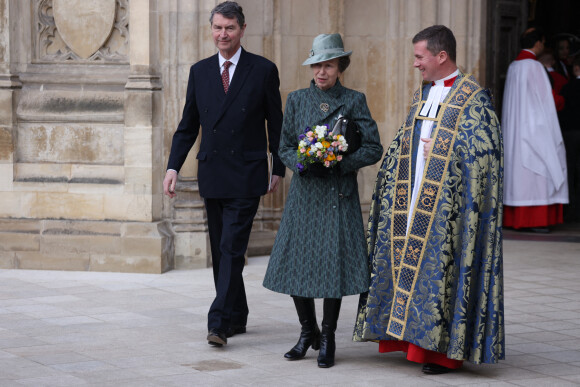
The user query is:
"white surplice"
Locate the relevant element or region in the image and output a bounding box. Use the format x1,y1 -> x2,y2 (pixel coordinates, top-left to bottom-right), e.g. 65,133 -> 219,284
502,57 -> 569,206
406,70 -> 458,234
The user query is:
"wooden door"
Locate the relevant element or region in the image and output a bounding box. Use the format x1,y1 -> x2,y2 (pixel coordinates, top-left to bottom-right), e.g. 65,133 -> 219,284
485,0 -> 528,119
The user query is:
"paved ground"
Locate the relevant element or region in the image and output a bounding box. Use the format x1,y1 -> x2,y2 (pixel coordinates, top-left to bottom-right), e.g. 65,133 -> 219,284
1,229 -> 580,386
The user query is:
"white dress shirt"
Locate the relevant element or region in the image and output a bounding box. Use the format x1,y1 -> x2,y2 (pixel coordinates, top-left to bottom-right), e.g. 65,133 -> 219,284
219,46 -> 242,86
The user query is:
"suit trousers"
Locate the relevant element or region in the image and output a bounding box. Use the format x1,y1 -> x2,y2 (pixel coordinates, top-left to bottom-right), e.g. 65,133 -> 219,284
204,197 -> 260,331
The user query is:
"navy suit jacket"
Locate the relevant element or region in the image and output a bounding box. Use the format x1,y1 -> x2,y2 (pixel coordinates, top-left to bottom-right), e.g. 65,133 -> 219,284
167,48 -> 285,198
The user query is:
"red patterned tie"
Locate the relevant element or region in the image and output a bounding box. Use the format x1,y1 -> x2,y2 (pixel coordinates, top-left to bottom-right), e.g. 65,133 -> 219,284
221,61 -> 232,93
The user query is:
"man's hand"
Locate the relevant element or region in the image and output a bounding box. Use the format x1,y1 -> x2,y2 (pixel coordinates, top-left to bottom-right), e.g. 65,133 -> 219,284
163,170 -> 178,198
421,138 -> 433,159
268,175 -> 282,194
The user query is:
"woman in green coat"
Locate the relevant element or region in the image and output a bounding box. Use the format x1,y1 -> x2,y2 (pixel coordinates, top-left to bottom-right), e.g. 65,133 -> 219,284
263,33 -> 383,368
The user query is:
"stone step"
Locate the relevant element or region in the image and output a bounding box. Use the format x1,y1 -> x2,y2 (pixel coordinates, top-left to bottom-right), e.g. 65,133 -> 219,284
247,230 -> 276,257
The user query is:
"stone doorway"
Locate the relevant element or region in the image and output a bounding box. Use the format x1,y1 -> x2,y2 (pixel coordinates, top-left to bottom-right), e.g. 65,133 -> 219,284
486,0 -> 580,225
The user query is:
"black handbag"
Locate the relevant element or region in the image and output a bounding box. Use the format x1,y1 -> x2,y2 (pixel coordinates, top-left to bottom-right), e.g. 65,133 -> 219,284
331,117 -> 361,154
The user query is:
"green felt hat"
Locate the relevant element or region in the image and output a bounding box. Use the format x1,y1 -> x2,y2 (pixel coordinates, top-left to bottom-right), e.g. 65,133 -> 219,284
302,33 -> 352,66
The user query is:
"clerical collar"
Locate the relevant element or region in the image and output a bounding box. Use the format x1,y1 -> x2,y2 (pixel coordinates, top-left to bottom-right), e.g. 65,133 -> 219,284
421,70 -> 459,118
431,69 -> 459,87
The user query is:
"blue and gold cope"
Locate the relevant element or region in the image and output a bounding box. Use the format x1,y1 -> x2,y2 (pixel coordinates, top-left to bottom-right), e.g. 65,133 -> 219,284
353,73 -> 505,365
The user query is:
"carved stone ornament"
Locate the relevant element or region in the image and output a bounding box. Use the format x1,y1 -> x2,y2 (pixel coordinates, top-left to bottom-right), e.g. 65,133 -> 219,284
53,0 -> 116,59
34,0 -> 129,63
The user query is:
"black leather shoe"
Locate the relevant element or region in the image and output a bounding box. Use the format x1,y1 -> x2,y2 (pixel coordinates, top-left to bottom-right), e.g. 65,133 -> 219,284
207,329 -> 227,347
226,325 -> 246,338
421,363 -> 451,374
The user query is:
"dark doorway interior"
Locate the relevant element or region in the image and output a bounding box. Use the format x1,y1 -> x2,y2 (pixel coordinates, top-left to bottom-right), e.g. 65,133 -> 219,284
487,0 -> 580,225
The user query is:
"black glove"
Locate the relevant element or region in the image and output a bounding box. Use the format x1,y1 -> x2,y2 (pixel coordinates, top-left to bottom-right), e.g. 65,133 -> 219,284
307,163 -> 331,178
344,120 -> 361,154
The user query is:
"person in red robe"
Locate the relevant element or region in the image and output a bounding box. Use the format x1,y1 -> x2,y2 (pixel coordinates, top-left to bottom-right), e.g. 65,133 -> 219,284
502,28 -> 569,232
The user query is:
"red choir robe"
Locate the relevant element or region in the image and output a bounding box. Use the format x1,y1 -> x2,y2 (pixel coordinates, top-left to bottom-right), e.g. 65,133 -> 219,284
502,49 -> 568,229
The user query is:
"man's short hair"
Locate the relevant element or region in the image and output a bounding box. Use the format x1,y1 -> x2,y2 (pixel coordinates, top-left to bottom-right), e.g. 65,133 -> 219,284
412,25 -> 457,62
520,28 -> 545,49
210,1 -> 245,27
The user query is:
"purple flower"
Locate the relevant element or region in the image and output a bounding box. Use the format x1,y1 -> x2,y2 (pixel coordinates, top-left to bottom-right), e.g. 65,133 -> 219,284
298,134 -> 306,140
296,163 -> 305,171
304,127 -> 311,133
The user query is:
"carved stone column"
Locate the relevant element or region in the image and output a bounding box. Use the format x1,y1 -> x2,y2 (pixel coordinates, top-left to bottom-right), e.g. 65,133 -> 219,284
0,1 -> 21,268
0,0 -> 174,273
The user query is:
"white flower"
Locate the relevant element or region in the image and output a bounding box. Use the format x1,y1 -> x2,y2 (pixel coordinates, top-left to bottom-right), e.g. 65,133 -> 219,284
298,140 -> 307,148
315,142 -> 323,149
315,126 -> 327,139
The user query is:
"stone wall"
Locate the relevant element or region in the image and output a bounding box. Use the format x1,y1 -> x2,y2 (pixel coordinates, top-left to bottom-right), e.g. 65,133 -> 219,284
0,0 -> 487,272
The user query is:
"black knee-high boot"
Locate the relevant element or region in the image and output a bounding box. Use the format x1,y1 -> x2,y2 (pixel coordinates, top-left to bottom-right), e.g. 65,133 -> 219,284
284,296 -> 321,360
317,297 -> 342,368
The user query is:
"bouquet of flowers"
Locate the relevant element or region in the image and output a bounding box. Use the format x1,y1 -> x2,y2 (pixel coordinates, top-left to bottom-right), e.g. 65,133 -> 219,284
296,124 -> 348,173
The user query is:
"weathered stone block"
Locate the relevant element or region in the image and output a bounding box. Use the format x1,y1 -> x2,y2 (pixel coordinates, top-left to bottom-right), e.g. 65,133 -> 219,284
125,92 -> 154,127
0,219 -> 40,233
40,234 -> 122,256
123,222 -> 161,237
124,127 -> 153,168
0,232 -> 40,251
15,162 -> 71,181
67,182 -> 123,195
124,166 -> 152,194
13,181 -> 68,193
0,127 -> 13,161
17,90 -> 124,123
0,252 -> 16,269
89,254 -> 163,274
17,251 -> 90,271
32,193 -> 105,220
122,237 -> 162,257
0,163 -> 13,191
43,219 -> 122,236
0,91 -> 14,126
16,124 -> 124,164
104,194 -> 152,222
70,165 -> 124,184
0,192 -> 35,218
174,231 -> 210,269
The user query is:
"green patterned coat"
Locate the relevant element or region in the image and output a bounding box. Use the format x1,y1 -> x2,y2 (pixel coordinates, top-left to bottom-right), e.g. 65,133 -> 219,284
263,80 -> 383,298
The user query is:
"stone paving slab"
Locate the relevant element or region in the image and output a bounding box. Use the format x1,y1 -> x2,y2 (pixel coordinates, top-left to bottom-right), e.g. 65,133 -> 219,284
0,238 -> 579,386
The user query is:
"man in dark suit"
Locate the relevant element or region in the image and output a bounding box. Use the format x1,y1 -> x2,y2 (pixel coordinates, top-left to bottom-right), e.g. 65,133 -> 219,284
163,1 -> 285,347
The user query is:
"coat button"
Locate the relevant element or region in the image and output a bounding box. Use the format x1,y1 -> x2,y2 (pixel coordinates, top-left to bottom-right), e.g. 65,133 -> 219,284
213,129 -> 217,133
241,108 -> 246,112
231,150 -> 235,154
339,193 -> 344,199
213,150 -> 217,153
333,205 -> 336,209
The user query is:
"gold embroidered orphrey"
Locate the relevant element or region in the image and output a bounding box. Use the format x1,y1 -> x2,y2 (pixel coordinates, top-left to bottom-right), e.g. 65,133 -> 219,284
320,103 -> 330,113
386,74 -> 483,339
